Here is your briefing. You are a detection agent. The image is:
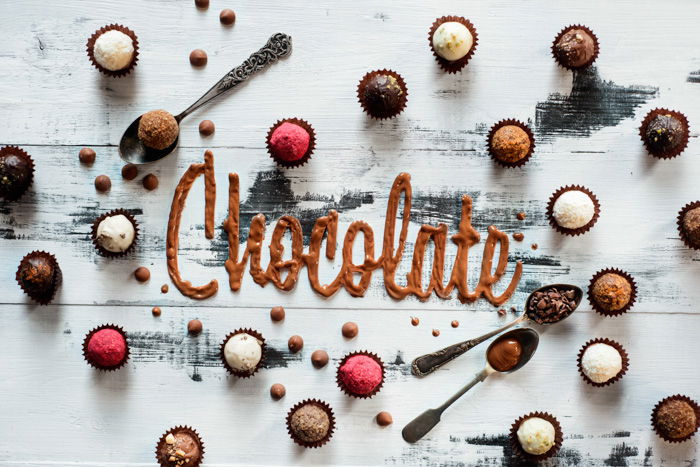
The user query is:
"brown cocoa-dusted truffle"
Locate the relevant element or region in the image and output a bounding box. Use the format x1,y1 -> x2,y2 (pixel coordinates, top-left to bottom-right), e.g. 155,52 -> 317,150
358,71 -> 407,119
289,403 -> 331,443
591,273 -> 632,312
0,147 -> 34,201
553,27 -> 597,69
681,207 -> 700,248
138,110 -> 179,150
16,251 -> 62,304
644,113 -> 686,156
156,427 -> 204,466
490,125 -> 531,163
653,398 -> 699,441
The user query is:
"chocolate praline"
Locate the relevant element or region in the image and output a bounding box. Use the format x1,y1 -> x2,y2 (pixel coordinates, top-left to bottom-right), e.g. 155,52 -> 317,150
644,113 -> 685,156
359,72 -> 406,119
16,252 -> 61,303
156,427 -> 203,466
591,273 -> 632,312
653,398 -> 698,440
138,110 -> 179,150
681,207 -> 700,248
490,125 -> 531,163
289,403 -> 331,444
553,27 -> 596,68
0,148 -> 33,201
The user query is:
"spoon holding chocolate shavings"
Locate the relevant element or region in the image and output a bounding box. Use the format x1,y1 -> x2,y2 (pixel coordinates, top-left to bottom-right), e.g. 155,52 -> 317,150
410,284 -> 582,377
119,33 -> 292,164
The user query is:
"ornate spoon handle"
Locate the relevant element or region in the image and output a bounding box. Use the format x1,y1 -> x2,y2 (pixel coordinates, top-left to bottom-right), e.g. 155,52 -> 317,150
176,33 -> 292,121
410,314 -> 526,377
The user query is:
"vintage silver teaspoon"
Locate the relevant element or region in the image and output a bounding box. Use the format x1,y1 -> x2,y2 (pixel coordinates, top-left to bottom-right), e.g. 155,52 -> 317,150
411,284 -> 582,377
119,32 -> 292,164
402,327 -> 540,443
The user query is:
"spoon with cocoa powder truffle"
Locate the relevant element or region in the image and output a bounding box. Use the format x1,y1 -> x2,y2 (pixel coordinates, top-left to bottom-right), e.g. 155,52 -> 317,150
402,328 -> 539,443
119,33 -> 292,164
411,284 -> 581,377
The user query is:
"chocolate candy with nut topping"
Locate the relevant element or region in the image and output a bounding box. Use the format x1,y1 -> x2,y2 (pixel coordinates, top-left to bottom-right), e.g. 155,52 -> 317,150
0,150 -> 33,200
362,74 -> 404,118
490,125 -> 531,163
654,399 -> 698,440
554,28 -> 596,68
644,114 -> 685,156
157,429 -> 202,466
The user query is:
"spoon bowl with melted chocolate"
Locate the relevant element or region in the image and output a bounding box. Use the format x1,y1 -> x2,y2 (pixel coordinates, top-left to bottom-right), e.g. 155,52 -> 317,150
119,33 -> 292,164
402,328 -> 539,443
411,284 -> 581,377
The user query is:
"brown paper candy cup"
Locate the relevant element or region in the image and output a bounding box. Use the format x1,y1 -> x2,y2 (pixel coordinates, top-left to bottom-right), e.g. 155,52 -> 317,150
587,268 -> 637,317
509,411 -> 563,462
266,118 -> 316,168
82,324 -> 129,371
336,350 -> 385,399
577,338 -> 629,387
639,108 -> 690,159
286,399 -> 336,448
651,395 -> 700,443
91,208 -> 139,257
546,185 -> 601,236
551,24 -> 600,70
357,69 -> 408,120
677,201 -> 700,250
86,24 -> 139,77
487,119 -> 536,168
15,251 -> 62,305
0,146 -> 35,201
428,16 -> 479,73
155,426 -> 205,467
219,328 -> 266,377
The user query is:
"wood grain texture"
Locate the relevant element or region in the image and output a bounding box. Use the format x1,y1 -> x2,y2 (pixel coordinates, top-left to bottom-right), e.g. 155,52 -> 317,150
1,0 -> 699,465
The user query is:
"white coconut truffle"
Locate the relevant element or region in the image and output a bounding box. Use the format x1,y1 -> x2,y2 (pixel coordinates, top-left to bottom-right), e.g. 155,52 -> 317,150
96,214 -> 135,252
93,30 -> 134,71
516,417 -> 556,455
581,343 -> 622,383
552,190 -> 595,229
432,22 -> 473,61
224,333 -> 262,372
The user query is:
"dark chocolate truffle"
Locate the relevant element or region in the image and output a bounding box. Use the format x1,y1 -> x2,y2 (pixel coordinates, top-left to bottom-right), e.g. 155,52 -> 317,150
79,147 -> 96,165
311,350 -> 329,368
653,398 -> 699,441
189,49 -> 207,67
288,335 -> 303,353
16,251 -> 61,304
553,27 -> 597,69
341,321 -> 358,338
121,163 -> 138,180
681,207 -> 700,248
94,174 -> 111,192
156,427 -> 204,466
591,273 -> 632,312
288,403 -> 331,444
358,71 -> 407,119
219,9 -> 236,26
644,113 -> 686,156
490,125 -> 531,163
0,147 -> 34,201
270,383 -> 286,400
138,110 -> 179,150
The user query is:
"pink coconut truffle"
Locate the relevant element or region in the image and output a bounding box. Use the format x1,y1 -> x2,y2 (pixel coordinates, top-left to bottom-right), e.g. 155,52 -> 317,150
338,355 -> 383,395
86,329 -> 127,368
269,122 -> 310,162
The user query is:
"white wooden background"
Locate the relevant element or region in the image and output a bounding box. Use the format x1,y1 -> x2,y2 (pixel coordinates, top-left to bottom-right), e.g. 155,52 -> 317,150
1,0 -> 699,465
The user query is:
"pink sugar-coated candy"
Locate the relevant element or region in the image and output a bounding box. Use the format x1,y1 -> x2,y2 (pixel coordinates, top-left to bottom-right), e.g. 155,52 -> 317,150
269,122 -> 310,162
87,329 -> 126,367
338,355 -> 382,395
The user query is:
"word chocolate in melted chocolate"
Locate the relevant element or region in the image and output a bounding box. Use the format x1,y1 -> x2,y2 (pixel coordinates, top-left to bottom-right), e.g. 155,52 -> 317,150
166,153 -> 523,305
